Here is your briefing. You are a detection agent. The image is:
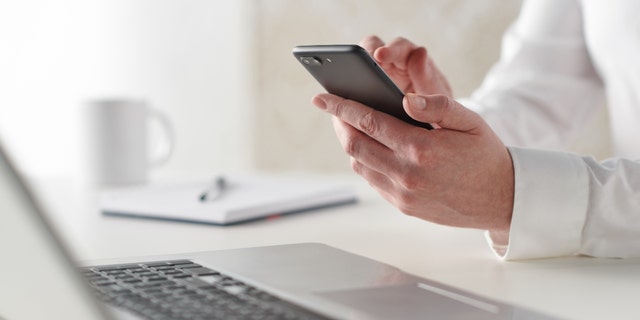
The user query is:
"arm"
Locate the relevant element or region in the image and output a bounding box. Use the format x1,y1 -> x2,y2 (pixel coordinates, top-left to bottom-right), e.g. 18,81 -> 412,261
465,0 -> 639,259
313,91 -> 640,260
332,1 -> 639,260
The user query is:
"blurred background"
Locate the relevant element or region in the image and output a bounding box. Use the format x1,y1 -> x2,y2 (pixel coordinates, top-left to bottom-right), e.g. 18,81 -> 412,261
0,0 -> 611,181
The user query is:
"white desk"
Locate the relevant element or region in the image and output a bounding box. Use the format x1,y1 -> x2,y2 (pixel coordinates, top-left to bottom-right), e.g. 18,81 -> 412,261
33,175 -> 640,320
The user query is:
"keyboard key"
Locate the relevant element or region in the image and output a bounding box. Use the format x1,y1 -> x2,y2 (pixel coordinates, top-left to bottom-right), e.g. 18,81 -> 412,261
162,270 -> 184,275
175,263 -> 202,269
134,281 -> 172,289
138,272 -> 156,277
145,262 -> 170,268
183,267 -> 217,276
93,280 -> 116,286
166,260 -> 193,265
127,268 -> 147,273
197,274 -> 224,285
95,266 -> 125,272
123,279 -> 142,284
146,276 -> 168,282
179,277 -> 215,288
85,274 -> 105,281
104,270 -> 126,275
153,266 -> 175,271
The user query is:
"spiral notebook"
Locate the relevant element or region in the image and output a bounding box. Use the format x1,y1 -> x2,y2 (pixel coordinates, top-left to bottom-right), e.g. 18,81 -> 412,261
99,175 -> 358,226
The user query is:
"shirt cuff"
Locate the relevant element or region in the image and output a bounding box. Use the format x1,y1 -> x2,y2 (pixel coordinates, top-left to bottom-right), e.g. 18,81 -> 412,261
489,147 -> 589,260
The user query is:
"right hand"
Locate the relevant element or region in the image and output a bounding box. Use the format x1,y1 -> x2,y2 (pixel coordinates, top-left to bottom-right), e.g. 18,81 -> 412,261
359,35 -> 452,97
311,92 -> 514,233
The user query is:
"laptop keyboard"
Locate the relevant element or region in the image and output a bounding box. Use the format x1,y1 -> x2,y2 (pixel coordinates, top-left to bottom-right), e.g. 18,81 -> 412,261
82,260 -> 328,320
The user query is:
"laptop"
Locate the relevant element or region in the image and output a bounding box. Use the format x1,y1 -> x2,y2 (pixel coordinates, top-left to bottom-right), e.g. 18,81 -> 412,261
0,142 -> 556,320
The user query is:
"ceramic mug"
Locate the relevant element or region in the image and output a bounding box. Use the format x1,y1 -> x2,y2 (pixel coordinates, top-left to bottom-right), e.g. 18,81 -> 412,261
81,99 -> 174,186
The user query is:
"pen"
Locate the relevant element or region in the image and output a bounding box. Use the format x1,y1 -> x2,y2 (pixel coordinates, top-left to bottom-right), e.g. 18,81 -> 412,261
199,176 -> 227,202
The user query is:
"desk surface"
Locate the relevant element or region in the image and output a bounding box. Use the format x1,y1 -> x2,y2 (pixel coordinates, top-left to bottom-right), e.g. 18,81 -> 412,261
34,175 -> 640,320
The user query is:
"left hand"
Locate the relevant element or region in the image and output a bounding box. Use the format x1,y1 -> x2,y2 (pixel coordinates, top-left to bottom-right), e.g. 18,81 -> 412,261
312,93 -> 514,233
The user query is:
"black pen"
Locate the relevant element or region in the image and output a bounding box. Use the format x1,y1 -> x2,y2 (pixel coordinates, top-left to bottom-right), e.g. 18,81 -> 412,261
199,176 -> 227,202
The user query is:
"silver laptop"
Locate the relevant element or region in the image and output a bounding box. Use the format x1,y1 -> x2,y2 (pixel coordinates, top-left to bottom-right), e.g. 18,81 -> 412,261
0,142 -> 555,320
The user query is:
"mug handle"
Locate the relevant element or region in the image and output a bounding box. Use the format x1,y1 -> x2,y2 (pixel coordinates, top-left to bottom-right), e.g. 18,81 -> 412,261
146,106 -> 175,167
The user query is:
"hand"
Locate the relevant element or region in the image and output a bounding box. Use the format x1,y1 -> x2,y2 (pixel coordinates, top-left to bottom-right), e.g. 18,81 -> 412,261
312,93 -> 514,234
360,36 -> 452,97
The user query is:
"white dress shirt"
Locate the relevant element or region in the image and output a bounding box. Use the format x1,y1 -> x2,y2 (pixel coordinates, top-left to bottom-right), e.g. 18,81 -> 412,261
462,0 -> 640,259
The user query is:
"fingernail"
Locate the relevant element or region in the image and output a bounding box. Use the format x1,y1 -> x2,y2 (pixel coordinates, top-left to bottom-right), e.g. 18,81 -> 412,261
312,95 -> 327,110
408,94 -> 427,110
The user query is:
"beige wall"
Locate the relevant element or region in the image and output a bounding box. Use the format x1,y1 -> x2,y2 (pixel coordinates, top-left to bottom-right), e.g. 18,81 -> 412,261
251,0 -> 524,172
2,1 -> 611,178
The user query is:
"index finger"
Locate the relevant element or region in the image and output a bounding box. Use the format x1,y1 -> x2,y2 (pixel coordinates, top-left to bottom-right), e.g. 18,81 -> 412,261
312,93 -> 417,150
374,37 -> 419,68
359,35 -> 385,56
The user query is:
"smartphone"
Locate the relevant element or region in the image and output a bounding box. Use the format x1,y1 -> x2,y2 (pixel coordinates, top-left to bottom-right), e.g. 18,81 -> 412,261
293,44 -> 433,129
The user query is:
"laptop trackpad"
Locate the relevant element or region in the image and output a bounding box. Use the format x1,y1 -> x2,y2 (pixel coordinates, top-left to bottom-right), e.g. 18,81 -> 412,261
316,282 -> 505,320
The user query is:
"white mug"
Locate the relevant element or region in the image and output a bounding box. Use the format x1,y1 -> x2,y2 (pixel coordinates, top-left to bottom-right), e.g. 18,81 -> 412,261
81,99 -> 174,187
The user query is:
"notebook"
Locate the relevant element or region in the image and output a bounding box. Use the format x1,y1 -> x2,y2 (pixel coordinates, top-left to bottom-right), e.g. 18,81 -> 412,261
0,141 -> 558,319
99,175 -> 358,225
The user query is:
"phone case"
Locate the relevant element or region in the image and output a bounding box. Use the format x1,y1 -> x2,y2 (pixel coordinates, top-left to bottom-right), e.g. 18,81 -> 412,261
293,44 -> 432,129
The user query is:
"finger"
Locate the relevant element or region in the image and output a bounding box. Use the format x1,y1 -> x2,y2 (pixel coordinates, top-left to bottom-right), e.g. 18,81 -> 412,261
359,35 -> 385,56
413,50 -> 452,96
374,37 -> 418,68
349,158 -> 398,203
332,117 -> 399,174
406,47 -> 432,91
313,93 -> 412,150
403,94 -> 483,133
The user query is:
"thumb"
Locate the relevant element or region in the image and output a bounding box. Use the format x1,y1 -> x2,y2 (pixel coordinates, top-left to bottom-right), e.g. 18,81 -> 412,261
403,93 -> 482,133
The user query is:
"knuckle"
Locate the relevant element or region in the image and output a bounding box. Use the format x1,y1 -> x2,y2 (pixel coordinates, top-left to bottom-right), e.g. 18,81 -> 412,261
399,173 -> 422,192
360,35 -> 382,47
404,140 -> 431,165
426,94 -> 455,123
445,96 -> 456,111
433,94 -> 452,110
350,158 -> 363,174
396,170 -> 422,191
342,134 -> 360,157
332,98 -> 350,118
357,111 -> 380,136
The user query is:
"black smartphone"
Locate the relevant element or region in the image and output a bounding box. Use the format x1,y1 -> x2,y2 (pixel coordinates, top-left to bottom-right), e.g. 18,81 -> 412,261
293,44 -> 433,129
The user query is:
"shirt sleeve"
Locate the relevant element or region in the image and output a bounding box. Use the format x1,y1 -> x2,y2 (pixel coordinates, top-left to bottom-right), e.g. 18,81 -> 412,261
498,147 -> 589,259
495,148 -> 640,260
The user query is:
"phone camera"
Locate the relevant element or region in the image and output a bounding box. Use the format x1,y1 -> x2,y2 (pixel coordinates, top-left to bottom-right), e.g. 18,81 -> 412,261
301,56 -> 323,66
